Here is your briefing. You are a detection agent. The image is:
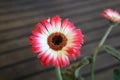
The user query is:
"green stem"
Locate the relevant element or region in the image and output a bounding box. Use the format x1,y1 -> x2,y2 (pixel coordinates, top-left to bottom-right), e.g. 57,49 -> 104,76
56,67 -> 63,80
90,23 -> 118,80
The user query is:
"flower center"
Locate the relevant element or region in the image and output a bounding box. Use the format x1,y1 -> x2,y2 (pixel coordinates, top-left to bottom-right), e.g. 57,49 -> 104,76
52,35 -> 62,45
47,32 -> 67,51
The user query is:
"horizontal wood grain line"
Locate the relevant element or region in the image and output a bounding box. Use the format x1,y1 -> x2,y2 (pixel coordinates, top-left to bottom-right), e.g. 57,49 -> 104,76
0,45 -> 30,56
0,0 -> 77,14
0,23 -> 34,33
0,0 -> 77,9
16,67 -> 54,80
0,13 -> 101,33
0,2 -> 119,31
16,51 -> 120,80
0,0 -> 118,23
0,56 -> 36,70
0,8 -> 103,33
0,0 -> 103,23
0,0 -> 86,8
0,0 -> 36,7
0,1 -> 119,24
91,66 -> 120,80
85,31 -> 120,45
82,62 -> 120,77
0,0 -> 102,15
0,0 -> 45,7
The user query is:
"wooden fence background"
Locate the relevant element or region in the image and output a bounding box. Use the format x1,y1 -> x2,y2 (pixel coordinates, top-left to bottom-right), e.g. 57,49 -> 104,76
0,0 -> 120,80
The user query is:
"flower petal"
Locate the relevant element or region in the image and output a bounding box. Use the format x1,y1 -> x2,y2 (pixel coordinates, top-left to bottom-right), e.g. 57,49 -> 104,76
29,16 -> 84,67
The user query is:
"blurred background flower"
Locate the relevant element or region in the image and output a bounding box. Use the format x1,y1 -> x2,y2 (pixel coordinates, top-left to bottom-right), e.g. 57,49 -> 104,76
101,9 -> 120,23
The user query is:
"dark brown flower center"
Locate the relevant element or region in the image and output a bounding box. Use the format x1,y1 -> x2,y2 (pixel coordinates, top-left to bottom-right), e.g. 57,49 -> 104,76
47,32 -> 67,51
52,35 -> 62,45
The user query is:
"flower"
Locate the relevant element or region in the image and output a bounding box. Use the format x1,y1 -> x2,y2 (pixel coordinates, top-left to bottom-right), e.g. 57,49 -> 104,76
29,16 -> 84,67
101,9 -> 120,23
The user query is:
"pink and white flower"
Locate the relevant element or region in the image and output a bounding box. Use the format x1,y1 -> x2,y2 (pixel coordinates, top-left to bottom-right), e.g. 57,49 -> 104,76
29,16 -> 84,67
101,9 -> 120,23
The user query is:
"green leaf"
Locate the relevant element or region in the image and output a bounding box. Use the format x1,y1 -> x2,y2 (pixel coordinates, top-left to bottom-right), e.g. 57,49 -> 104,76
113,69 -> 120,80
104,46 -> 120,61
62,57 -> 90,80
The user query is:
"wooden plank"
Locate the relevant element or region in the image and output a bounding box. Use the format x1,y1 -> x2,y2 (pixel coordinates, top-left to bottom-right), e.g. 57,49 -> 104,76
0,0 -> 120,31
16,51 -> 120,80
18,69 -> 56,80
22,70 -> 56,80
0,0 -> 88,14
0,0 -> 95,21
84,25 -> 120,43
79,53 -> 120,75
0,0 -> 37,7
84,65 -> 120,80
61,1 -> 120,19
0,47 -> 35,68
1,1 -> 119,25
0,67 -> 17,80
0,0 -> 82,9
94,66 -> 120,80
0,59 -> 43,80
82,32 -> 120,56
0,25 -> 33,43
0,37 -> 28,54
